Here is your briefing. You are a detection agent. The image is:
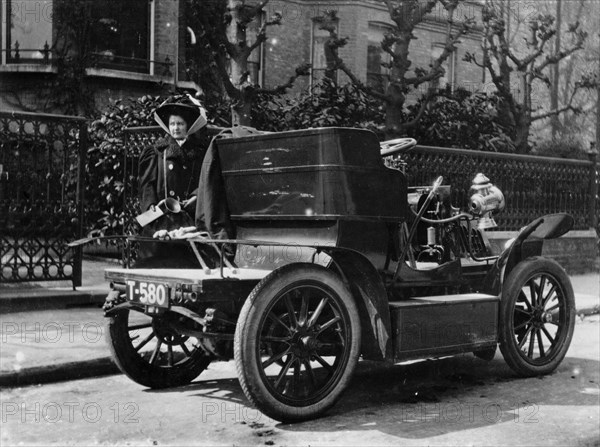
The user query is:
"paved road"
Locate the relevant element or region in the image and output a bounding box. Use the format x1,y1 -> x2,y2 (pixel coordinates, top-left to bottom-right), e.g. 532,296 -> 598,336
1,316 -> 598,446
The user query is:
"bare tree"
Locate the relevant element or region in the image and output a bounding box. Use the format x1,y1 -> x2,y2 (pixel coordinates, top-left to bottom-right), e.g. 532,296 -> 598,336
318,1 -> 474,138
465,0 -> 592,153
553,1 -> 599,146
189,0 -> 309,126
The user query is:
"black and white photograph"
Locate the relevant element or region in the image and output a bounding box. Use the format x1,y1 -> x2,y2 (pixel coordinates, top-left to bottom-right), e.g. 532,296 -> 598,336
0,0 -> 598,445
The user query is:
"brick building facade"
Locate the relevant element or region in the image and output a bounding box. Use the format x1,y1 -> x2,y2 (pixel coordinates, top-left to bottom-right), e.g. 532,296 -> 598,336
0,0 -> 484,114
262,0 -> 484,95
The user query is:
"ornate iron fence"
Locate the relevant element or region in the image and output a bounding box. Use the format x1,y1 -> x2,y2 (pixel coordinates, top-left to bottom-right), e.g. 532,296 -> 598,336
0,111 -> 87,286
112,128 -> 598,241
387,145 -> 598,232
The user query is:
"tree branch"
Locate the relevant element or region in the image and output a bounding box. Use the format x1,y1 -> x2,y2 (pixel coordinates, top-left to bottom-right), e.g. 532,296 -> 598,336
247,10 -> 281,54
385,0 -> 437,30
407,17 -> 473,87
239,0 -> 269,27
535,29 -> 586,72
532,104 -> 579,121
532,80 -> 584,121
519,21 -> 556,68
400,91 -> 435,130
337,60 -> 389,102
463,52 -> 485,69
255,63 -> 311,95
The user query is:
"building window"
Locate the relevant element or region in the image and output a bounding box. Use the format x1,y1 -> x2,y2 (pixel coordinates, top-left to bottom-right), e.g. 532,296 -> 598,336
366,23 -> 391,93
431,43 -> 456,91
89,0 -> 151,74
2,0 -> 53,64
311,20 -> 338,85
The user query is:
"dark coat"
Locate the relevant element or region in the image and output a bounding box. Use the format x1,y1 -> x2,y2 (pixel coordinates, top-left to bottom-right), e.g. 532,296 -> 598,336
194,136 -> 235,241
138,133 -> 208,217
135,133 -> 209,266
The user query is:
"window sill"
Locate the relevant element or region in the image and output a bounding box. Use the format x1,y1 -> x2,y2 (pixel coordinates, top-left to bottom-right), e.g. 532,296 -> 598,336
85,67 -> 174,83
0,64 -> 56,73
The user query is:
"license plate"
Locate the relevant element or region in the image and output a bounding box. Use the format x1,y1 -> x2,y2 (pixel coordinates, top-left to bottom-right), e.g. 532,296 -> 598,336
126,280 -> 170,308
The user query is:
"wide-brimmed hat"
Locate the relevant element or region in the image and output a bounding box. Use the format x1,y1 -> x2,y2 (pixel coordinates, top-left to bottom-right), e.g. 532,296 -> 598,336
154,94 -> 207,137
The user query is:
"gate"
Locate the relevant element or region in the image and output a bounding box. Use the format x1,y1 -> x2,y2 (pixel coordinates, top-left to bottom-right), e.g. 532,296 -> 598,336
0,111 -> 87,287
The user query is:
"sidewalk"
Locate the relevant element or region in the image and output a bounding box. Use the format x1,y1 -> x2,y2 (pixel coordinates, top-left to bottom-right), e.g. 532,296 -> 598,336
0,257 -> 120,386
0,257 -> 117,313
0,258 -> 598,388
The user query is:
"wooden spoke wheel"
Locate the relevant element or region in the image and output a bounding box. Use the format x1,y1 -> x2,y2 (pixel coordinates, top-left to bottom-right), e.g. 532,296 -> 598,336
499,257 -> 575,376
234,264 -> 361,422
107,308 -> 212,388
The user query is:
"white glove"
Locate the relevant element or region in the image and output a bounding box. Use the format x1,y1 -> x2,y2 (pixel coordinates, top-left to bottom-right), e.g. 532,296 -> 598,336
152,229 -> 170,239
153,227 -> 210,240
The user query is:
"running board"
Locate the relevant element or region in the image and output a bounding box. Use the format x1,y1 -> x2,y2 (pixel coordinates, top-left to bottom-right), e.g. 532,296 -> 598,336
389,293 -> 499,362
389,292 -> 498,307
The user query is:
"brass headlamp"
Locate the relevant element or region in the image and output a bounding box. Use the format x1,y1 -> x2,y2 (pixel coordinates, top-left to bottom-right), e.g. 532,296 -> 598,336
469,173 -> 505,229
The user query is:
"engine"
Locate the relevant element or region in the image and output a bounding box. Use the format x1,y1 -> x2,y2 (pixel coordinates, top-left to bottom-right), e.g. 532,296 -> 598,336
407,173 -> 505,264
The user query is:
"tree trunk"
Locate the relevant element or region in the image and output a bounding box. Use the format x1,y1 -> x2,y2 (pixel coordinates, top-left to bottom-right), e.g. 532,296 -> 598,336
384,30 -> 411,139
232,98 -> 253,127
384,91 -> 406,139
228,54 -> 251,126
514,114 -> 532,154
226,0 -> 252,127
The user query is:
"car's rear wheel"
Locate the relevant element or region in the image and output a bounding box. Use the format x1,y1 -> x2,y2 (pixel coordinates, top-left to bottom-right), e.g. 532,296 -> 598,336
499,257 -> 575,376
234,263 -> 361,422
107,308 -> 212,388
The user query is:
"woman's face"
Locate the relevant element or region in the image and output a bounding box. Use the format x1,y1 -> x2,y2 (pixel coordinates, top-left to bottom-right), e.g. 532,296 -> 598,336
169,115 -> 188,139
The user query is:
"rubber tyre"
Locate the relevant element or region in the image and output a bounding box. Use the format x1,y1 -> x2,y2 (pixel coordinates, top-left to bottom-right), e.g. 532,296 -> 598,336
107,309 -> 212,388
499,256 -> 575,377
234,263 -> 361,422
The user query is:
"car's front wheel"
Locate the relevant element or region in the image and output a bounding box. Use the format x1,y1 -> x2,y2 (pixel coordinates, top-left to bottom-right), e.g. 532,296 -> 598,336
499,257 -> 575,376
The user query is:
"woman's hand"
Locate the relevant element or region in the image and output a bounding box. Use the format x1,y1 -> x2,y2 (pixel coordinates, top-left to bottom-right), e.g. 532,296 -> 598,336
153,226 -> 209,240
152,229 -> 170,239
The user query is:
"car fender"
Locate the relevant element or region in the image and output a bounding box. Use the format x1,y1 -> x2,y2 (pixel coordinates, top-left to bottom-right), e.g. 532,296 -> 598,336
321,247 -> 393,362
481,213 -> 574,296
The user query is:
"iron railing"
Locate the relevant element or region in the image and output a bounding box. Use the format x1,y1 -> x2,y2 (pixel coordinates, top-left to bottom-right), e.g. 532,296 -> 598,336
1,44 -> 173,76
0,111 -> 87,286
386,145 -> 599,232
107,128 -> 599,248
1,42 -> 52,64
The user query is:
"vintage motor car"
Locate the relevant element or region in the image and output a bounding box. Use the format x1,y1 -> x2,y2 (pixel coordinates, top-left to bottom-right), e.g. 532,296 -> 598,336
79,127 -> 576,422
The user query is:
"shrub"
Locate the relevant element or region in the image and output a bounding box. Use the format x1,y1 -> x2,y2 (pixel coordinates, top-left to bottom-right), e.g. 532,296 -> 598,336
86,95 -> 166,237
530,137 -> 589,160
405,88 -> 516,152
251,79 -> 386,134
